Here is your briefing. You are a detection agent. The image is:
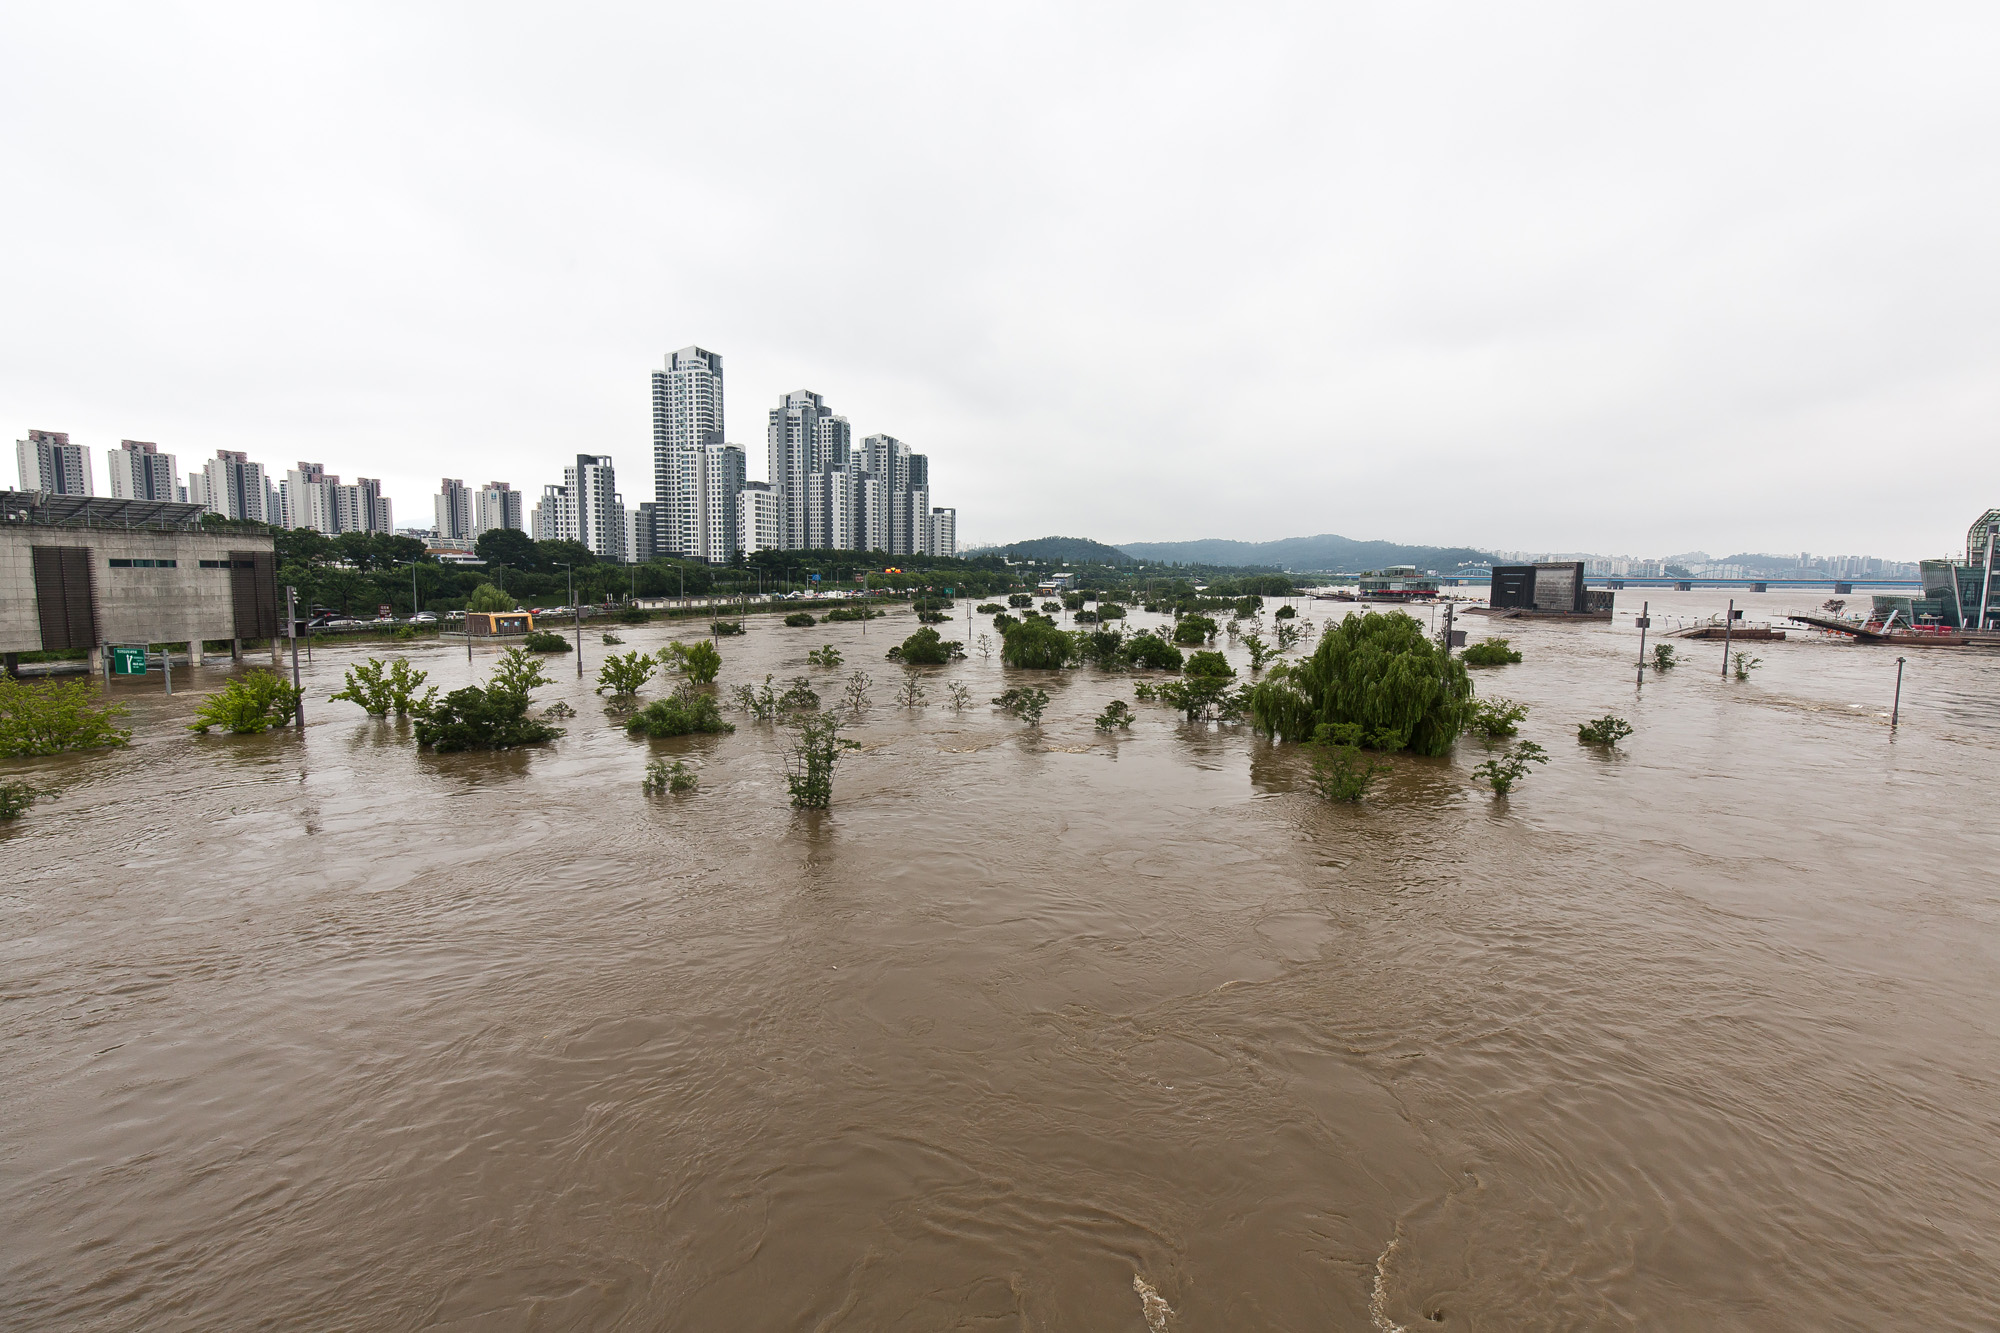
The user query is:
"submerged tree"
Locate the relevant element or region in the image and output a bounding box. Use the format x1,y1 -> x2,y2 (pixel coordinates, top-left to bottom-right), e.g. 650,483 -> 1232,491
596,650 -> 658,698
784,709 -> 860,809
627,683 -> 734,737
1469,696 -> 1528,739
992,687 -> 1051,727
413,650 -> 562,752
1307,737 -> 1390,802
1472,740 -> 1548,795
0,677 -> 131,757
1246,610 -> 1472,755
1460,637 -> 1522,666
1577,714 -> 1634,746
1000,619 -> 1075,669
886,626 -> 963,664
190,670 -> 304,735
330,657 -> 437,716
662,639 -> 723,683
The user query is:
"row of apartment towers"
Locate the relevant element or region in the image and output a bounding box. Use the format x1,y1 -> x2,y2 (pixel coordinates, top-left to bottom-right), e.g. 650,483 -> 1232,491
436,347 -> 957,564
13,430 -> 393,533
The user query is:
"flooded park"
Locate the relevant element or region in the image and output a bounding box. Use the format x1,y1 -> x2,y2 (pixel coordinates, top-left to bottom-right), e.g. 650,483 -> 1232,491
4,589 -> 1997,1330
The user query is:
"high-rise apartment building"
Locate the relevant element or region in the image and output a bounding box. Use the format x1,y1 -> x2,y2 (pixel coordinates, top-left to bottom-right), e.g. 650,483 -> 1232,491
768,390 -> 834,552
925,507 -> 957,558
739,482 -> 780,555
652,347 -> 734,561
683,445 -> 745,565
435,478 -> 474,542
281,462 -> 335,532
534,455 -> 625,561
646,346 -> 958,560
191,451 -> 272,523
335,478 -> 391,534
272,462 -> 390,533
105,439 -> 178,502
475,481 -> 524,535
16,430 -> 94,496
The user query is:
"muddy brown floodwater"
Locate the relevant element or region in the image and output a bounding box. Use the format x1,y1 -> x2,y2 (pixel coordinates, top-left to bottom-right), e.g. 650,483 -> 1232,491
3,591 -> 1997,1330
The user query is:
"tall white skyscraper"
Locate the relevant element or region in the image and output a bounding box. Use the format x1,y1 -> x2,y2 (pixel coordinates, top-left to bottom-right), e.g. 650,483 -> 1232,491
281,462 -> 336,532
334,478 -> 391,534
537,455 -> 625,560
105,439 -> 178,502
768,389 -> 835,552
925,507 -> 957,557
738,481 -> 780,555
191,451 -> 271,523
16,430 -> 94,496
435,478 -> 474,541
653,346 -> 727,559
475,481 -> 524,535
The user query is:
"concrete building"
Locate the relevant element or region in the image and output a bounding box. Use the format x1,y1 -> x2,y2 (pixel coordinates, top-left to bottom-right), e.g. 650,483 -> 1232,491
435,478 -> 474,543
652,346 -> 726,558
768,390 -> 834,552
1489,562 -> 1615,618
739,481 -> 780,555
475,481 -> 524,535
534,455 -> 625,560
627,502 -> 661,564
16,430 -> 94,496
280,462 -> 335,532
335,478 -> 391,534
190,451 -> 272,524
1,489 -> 281,674
105,440 -> 179,503
807,465 -> 856,551
925,507 -> 957,557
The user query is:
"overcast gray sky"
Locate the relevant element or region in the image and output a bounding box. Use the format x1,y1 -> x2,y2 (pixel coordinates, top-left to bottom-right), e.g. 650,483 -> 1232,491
4,1 -> 1995,559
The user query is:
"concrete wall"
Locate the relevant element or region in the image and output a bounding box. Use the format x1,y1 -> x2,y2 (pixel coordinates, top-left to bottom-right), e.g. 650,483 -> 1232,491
0,527 -> 276,652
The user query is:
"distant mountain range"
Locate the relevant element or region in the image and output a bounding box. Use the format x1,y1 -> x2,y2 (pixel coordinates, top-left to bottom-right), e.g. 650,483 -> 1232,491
988,533 -> 1493,571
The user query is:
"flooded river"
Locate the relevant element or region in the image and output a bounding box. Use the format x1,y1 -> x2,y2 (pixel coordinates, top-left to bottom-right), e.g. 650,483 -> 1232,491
3,590 -> 1997,1330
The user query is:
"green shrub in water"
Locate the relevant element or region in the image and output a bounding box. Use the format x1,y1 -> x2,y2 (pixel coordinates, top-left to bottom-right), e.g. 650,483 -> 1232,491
1461,637 -> 1522,666
1246,611 -> 1472,756
190,670 -> 303,735
0,676 -> 131,756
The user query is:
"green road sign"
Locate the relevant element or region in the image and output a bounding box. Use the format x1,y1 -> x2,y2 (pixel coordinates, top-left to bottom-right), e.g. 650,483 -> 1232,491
110,645 -> 147,675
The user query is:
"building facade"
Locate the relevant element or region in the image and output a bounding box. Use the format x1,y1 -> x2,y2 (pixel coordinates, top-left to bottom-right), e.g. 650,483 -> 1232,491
105,440 -> 179,503
475,481 -> 524,536
652,346 -> 738,562
739,482 -> 780,555
534,455 -> 625,560
648,346 -> 959,560
1,489 -> 280,670
16,430 -> 94,496
435,478 -> 474,542
191,451 -> 272,524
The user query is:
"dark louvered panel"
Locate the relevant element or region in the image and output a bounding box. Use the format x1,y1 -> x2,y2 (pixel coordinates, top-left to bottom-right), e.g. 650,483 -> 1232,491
229,549 -> 279,638
31,545 -> 98,649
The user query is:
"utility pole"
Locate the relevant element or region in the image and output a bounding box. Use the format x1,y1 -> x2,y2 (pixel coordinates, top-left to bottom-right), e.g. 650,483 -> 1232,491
286,585 -> 304,723
560,563 -> 581,677
1635,600 -> 1650,688
1721,598 -> 1734,679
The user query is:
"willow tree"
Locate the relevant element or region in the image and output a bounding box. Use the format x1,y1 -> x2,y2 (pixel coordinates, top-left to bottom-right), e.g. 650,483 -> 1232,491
1246,611 -> 1472,755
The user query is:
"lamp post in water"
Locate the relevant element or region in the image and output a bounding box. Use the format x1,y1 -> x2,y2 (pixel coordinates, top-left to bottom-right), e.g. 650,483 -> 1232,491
1892,656 -> 1906,728
285,585 -> 303,723
1635,601 -> 1651,688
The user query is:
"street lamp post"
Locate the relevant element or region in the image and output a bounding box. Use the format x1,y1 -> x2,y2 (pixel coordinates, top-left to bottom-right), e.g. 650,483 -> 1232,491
394,559 -> 422,623
554,562 -> 582,677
